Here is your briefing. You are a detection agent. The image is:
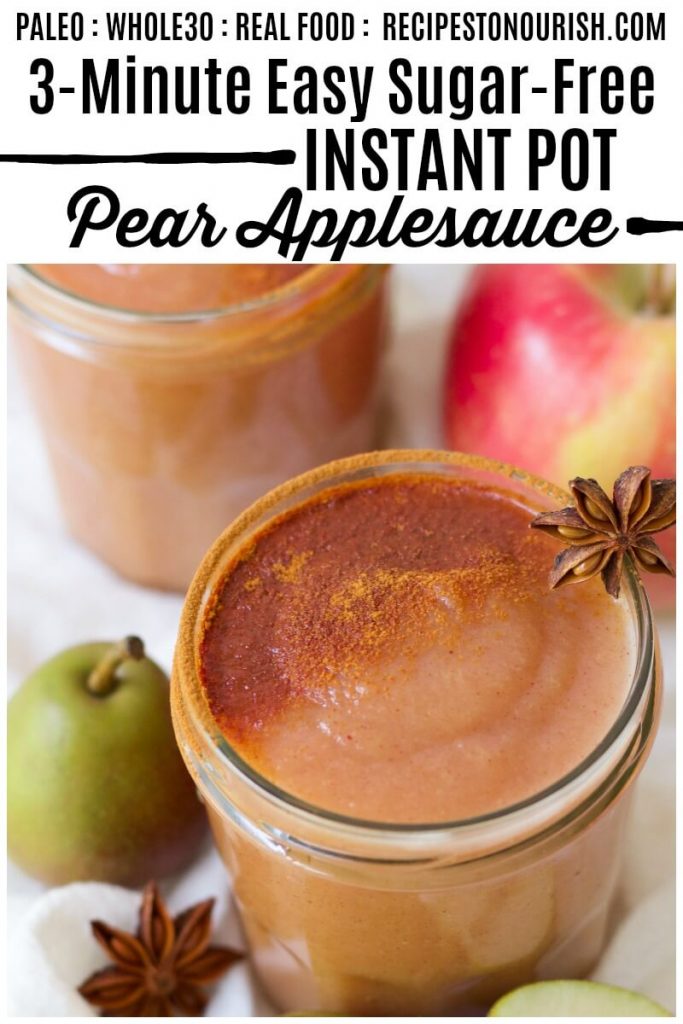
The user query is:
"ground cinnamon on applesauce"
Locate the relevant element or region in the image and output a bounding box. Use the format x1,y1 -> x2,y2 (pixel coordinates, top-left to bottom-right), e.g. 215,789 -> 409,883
199,473 -> 635,822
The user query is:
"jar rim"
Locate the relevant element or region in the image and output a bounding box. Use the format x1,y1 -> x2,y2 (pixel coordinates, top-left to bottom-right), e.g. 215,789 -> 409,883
173,449 -> 657,847
9,264 -> 385,361
14,263 -> 342,323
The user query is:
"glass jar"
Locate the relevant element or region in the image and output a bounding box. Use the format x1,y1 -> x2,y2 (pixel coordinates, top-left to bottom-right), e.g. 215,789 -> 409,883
8,265 -> 388,591
171,450 -> 660,1015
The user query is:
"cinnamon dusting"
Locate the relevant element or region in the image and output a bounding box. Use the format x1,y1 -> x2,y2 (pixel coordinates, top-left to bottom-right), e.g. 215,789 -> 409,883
272,550 -> 312,584
198,473 -> 562,747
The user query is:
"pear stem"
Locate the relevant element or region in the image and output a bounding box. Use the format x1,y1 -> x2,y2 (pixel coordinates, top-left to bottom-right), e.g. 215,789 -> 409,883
646,264 -> 676,315
86,636 -> 145,696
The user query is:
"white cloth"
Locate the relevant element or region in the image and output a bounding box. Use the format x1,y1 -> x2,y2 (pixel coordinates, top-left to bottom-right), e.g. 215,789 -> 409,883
7,267 -> 675,1015
7,848 -> 272,1017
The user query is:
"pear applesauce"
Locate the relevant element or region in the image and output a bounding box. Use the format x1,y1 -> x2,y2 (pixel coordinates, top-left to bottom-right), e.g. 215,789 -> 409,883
172,451 -> 660,1015
8,264 -> 386,590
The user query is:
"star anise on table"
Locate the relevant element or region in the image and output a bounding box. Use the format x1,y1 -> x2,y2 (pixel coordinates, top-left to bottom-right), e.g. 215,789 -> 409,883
78,882 -> 243,1016
530,465 -> 675,599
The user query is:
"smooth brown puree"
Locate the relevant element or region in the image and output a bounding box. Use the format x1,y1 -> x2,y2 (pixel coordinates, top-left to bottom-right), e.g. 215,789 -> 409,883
32,263 -> 307,313
12,264 -> 386,589
200,474 -> 634,822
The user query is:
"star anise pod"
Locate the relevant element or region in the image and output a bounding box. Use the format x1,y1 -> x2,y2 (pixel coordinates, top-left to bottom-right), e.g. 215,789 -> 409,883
78,882 -> 243,1016
530,466 -> 675,598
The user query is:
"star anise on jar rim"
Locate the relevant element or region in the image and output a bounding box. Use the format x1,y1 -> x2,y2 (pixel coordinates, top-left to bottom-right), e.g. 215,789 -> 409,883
530,465 -> 675,599
78,881 -> 243,1016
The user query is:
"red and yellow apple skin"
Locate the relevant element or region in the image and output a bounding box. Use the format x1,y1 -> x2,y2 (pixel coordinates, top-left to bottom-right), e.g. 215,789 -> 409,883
443,264 -> 675,606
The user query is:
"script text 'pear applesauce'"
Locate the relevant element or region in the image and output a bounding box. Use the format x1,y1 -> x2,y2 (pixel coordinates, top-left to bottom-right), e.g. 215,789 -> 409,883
172,451 -> 660,1015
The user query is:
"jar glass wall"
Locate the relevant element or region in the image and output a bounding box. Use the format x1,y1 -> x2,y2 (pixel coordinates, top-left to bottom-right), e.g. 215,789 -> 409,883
8,265 -> 388,590
171,450 -> 660,1016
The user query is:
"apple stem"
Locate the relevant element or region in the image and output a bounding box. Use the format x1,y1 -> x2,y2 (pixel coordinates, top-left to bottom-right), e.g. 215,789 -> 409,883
86,636 -> 145,696
646,264 -> 676,315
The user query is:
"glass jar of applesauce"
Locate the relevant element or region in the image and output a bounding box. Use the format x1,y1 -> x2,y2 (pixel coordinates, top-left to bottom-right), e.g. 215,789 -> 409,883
171,451 -> 661,1016
8,264 -> 388,590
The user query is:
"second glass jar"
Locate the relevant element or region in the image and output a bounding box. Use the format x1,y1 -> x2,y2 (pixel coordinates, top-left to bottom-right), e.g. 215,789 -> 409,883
8,264 -> 388,590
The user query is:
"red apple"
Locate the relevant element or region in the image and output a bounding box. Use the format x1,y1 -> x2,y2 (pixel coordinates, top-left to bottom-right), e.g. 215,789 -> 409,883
443,264 -> 675,607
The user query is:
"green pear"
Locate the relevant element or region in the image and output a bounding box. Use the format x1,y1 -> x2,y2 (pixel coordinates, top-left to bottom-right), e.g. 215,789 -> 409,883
489,980 -> 671,1017
8,637 -> 207,887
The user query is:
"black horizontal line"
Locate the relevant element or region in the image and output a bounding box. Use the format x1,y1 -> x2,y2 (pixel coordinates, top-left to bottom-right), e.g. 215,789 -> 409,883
627,216 -> 683,235
0,150 -> 296,165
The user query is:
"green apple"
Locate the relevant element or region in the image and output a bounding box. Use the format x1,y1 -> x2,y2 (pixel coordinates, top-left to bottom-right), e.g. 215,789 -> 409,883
489,980 -> 671,1016
8,637 -> 207,886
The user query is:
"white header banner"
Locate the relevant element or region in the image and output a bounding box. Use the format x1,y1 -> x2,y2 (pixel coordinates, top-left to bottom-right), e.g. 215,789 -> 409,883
0,0 -> 681,261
